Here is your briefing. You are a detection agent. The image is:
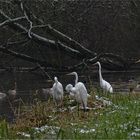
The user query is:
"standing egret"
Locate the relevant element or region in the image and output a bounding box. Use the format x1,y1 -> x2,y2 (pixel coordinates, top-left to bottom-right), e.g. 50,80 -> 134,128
93,61 -> 113,93
66,72 -> 89,110
52,77 -> 64,106
65,83 -> 88,110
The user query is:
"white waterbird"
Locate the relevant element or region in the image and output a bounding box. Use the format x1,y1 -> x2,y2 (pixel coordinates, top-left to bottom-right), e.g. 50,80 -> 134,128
66,72 -> 89,110
52,77 -> 64,106
94,61 -> 113,93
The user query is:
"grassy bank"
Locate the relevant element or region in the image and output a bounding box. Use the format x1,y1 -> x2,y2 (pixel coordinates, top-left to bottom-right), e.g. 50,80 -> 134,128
0,90 -> 140,139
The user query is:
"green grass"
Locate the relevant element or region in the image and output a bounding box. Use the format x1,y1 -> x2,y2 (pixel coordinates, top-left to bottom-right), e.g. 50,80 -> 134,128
0,90 -> 140,139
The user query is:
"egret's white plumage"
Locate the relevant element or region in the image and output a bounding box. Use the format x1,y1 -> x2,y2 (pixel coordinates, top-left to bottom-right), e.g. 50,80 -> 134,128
67,83 -> 88,109
66,72 -> 89,110
52,77 -> 64,106
65,84 -> 75,99
94,61 -> 113,93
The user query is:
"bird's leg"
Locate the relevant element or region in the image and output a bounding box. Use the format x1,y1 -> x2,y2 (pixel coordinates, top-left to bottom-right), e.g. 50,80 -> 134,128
83,103 -> 87,112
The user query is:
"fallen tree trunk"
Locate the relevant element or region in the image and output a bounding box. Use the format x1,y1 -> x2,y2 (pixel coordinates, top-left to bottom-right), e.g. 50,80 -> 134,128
0,44 -> 134,72
0,10 -> 84,59
36,24 -> 96,58
0,10 -> 133,71
14,1 -> 96,58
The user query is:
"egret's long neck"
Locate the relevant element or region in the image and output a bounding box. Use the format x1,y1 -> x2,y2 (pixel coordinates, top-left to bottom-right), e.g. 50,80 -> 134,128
98,63 -> 103,82
74,72 -> 78,85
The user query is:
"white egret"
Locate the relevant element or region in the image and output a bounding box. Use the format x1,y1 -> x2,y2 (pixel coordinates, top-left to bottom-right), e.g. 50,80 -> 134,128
66,72 -> 89,110
52,77 -> 64,106
93,61 -> 113,93
65,83 -> 88,110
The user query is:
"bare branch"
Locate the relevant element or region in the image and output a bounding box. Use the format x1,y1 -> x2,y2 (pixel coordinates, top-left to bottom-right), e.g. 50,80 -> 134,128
32,24 -> 49,29
19,3 -> 96,58
5,31 -> 27,48
136,59 -> 140,64
19,0 -> 32,38
7,39 -> 29,46
0,10 -> 83,59
32,24 -> 96,58
0,16 -> 25,27
37,63 -> 52,80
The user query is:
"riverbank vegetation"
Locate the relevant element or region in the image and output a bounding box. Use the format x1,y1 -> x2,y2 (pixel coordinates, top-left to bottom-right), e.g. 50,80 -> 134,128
0,89 -> 140,139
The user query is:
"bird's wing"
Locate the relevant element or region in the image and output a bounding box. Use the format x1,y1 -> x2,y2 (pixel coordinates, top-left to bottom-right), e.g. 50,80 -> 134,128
52,83 -> 56,89
74,90 -> 81,103
75,83 -> 88,107
79,90 -> 87,108
76,82 -> 88,95
56,82 -> 64,94
103,80 -> 113,92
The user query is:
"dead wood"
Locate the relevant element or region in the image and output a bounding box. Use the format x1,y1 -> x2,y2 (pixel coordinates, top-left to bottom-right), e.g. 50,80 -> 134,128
0,16 -> 25,27
0,10 -> 83,59
0,7 -> 135,72
16,2 -> 96,58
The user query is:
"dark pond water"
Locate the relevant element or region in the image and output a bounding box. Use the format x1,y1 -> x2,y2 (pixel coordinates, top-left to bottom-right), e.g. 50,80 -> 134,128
0,70 -> 140,122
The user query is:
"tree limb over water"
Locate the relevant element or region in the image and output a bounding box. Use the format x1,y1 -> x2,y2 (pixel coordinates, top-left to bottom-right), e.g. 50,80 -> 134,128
0,6 -> 138,72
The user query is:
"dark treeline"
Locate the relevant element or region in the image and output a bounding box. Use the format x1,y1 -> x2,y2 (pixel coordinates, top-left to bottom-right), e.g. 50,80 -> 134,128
0,0 -> 140,72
